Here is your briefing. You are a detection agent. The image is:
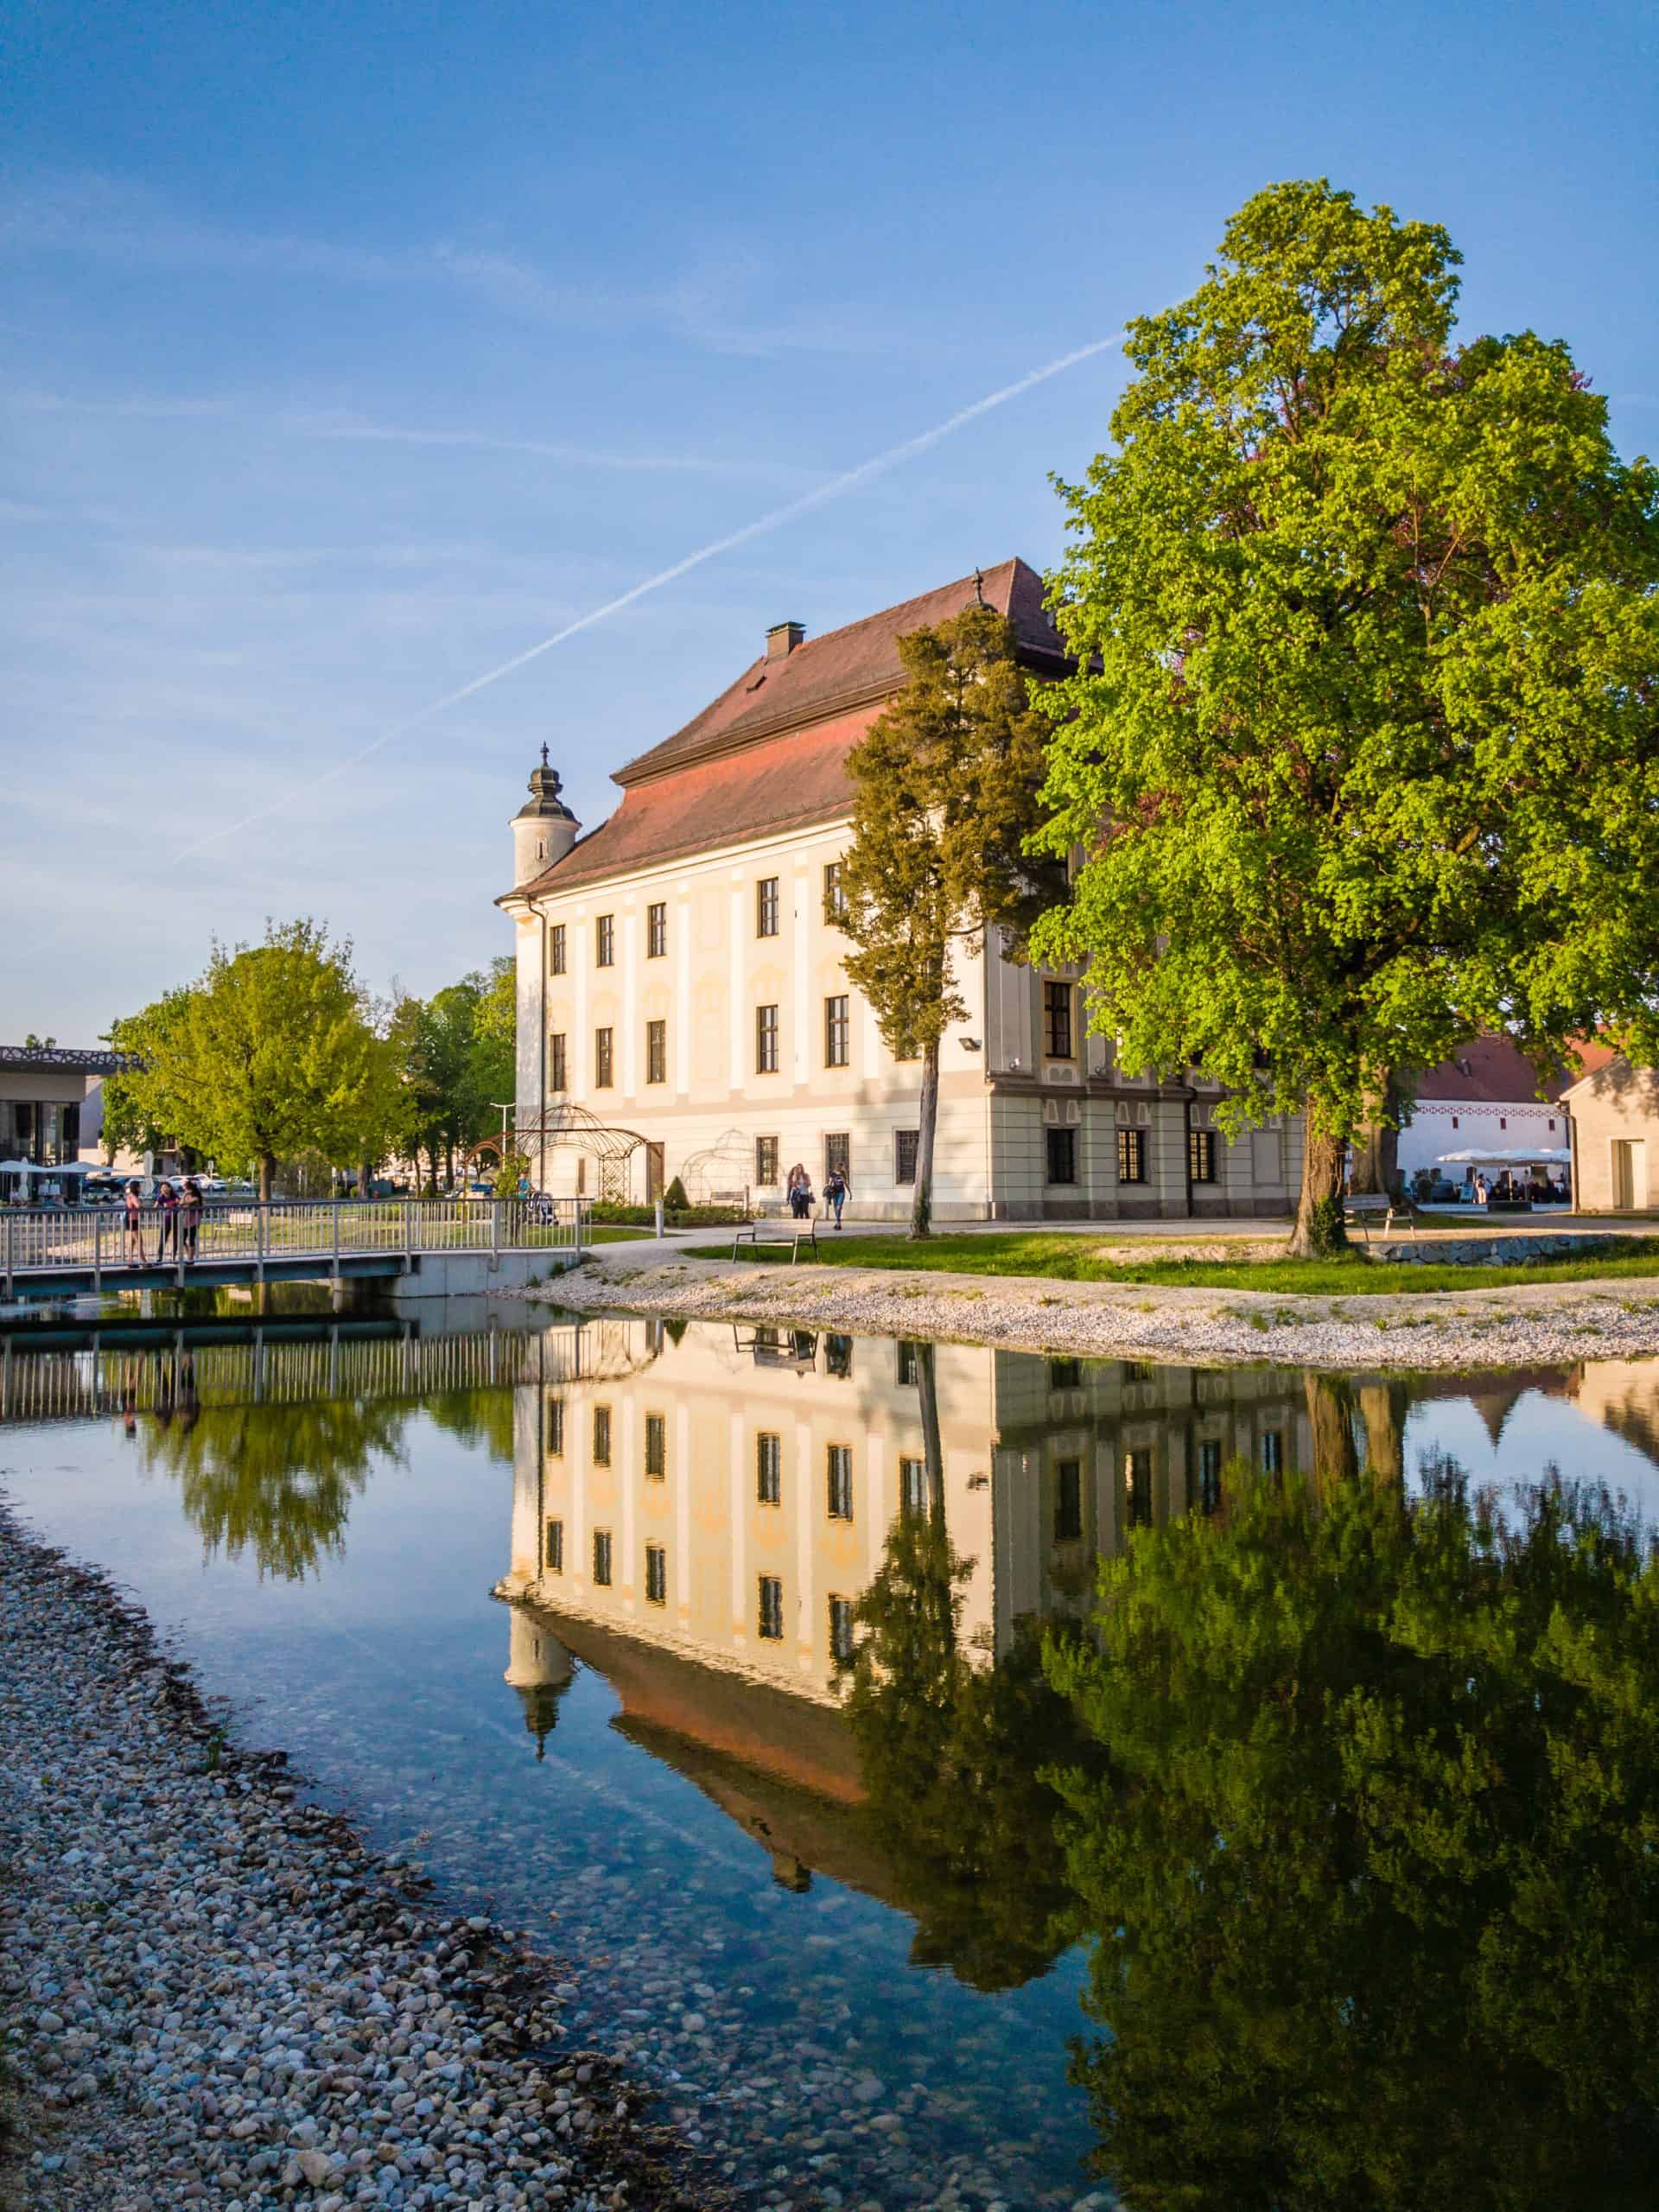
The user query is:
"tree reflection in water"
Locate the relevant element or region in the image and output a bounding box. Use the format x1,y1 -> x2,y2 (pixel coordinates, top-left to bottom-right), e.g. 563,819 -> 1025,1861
1046,1459 -> 1659,2210
132,1356 -> 410,1580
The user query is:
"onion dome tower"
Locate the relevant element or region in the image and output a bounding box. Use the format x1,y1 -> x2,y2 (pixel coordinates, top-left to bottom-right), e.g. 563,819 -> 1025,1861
512,744 -> 579,887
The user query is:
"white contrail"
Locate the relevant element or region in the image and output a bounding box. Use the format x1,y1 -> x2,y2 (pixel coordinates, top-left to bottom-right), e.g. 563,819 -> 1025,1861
175,336 -> 1114,861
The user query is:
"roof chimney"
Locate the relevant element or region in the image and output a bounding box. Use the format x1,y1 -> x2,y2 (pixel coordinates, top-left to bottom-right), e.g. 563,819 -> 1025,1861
766,620 -> 805,660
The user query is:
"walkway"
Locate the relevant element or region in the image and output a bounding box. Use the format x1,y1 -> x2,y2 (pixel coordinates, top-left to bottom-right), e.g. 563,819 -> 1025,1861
0,1197 -> 587,1299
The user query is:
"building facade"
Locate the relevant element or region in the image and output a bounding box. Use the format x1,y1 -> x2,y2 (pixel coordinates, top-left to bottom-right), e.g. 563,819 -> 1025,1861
500,560 -> 1301,1221
1561,1053 -> 1659,1211
1395,1035 -> 1572,1187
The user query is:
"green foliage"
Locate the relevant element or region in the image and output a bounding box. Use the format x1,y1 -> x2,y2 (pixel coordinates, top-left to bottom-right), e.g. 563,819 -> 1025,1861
391,955 -> 516,1185
110,922 -> 404,1198
1032,180 -> 1659,1206
661,1176 -> 690,1211
104,988 -> 194,1160
493,1146 -> 533,1195
838,604 -> 1065,1235
1046,1465 -> 1659,2207
846,1507 -> 1101,1990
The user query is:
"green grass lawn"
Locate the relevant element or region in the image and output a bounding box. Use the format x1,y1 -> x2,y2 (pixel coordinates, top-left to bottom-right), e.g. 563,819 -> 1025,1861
681,1230 -> 1659,1297
585,1224 -> 655,1244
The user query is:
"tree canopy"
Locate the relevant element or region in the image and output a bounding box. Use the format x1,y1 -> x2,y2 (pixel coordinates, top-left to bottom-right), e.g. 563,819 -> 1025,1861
111,919 -> 404,1198
837,603 -> 1061,1236
390,956 -> 516,1189
1029,179 -> 1659,1252
1046,1463 -> 1659,2209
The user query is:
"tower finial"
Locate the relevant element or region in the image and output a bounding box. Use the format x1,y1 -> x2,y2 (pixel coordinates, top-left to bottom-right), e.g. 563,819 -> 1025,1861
974,566 -> 987,607
540,740 -> 550,768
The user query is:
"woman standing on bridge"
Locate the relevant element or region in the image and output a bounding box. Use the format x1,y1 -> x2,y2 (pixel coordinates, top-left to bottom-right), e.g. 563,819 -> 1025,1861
181,1177 -> 203,1262
124,1181 -> 143,1267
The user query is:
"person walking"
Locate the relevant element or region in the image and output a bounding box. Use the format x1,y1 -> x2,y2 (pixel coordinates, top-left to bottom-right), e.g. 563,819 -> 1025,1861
180,1175 -> 203,1262
156,1177 -> 180,1262
124,1180 -> 143,1267
823,1165 -> 850,1229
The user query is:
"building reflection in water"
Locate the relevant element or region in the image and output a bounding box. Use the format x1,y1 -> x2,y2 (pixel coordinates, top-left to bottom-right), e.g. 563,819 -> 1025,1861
495,1320 -> 1327,1943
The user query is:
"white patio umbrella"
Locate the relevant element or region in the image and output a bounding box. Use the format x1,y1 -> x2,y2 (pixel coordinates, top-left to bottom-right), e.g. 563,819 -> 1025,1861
1434,1146 -> 1570,1168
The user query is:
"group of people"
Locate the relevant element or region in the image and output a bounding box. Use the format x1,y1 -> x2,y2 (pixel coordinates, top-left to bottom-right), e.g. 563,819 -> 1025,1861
1467,1168 -> 1569,1207
123,1177 -> 207,1265
785,1161 -> 850,1227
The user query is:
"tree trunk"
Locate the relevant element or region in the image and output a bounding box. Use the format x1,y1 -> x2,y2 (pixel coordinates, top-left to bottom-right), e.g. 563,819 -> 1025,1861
910,1039 -> 940,1240
359,1157 -> 373,1204
917,1341 -> 945,1522
1349,1071 -> 1405,1198
1358,1379 -> 1409,1490
1287,1120 -> 1348,1257
258,1151 -> 276,1205
1304,1373 -> 1359,1494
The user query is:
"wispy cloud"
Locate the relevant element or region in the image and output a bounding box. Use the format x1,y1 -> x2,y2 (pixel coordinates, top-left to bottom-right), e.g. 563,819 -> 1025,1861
2,385 -> 791,476
0,171 -> 906,361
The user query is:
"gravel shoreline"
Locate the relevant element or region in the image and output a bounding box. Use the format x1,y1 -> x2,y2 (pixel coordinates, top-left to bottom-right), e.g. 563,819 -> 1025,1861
531,1253 -> 1659,1373
0,1499 -> 727,2212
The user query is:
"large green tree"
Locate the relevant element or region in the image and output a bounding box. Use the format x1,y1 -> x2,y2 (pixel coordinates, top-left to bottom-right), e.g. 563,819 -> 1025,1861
1046,1465 -> 1659,2209
391,957 -> 515,1190
836,604 -> 1062,1236
1031,180 -> 1659,1254
114,919 -> 397,1200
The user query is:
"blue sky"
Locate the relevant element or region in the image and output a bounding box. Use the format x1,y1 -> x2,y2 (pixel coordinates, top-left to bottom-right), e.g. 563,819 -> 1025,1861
3,0 -> 1655,1041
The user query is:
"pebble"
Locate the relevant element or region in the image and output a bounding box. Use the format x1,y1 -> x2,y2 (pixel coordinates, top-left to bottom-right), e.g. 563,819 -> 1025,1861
534,1246 -> 1659,1371
0,1500 -> 727,2212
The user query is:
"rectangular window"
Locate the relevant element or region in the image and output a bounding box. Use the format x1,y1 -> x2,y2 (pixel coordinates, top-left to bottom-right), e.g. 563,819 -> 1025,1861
1054,1457 -> 1084,1543
1261,1429 -> 1285,1478
824,1132 -> 850,1182
824,995 -> 850,1067
755,1004 -> 779,1073
550,924 -> 566,976
826,1444 -> 854,1522
1126,1448 -> 1153,1529
823,861 -> 847,919
595,915 -> 614,967
1043,980 -> 1074,1058
543,1517 -> 564,1573
1046,1127 -> 1078,1185
645,1412 -> 667,1479
594,1027 -> 614,1088
896,1339 -> 920,1386
1198,1438 -> 1224,1515
645,1543 -> 667,1605
646,902 -> 667,958
757,877 -> 780,937
545,1396 -> 564,1457
645,1020 -> 667,1085
592,1529 -> 613,1586
1188,1128 -> 1217,1184
893,1129 -> 919,1185
755,1135 -> 779,1186
592,1404 -> 612,1465
899,1456 -> 929,1519
756,1430 -> 782,1505
1116,1128 -> 1147,1184
824,1332 -> 853,1379
829,1594 -> 855,1669
550,1032 -> 569,1093
1050,1357 -> 1082,1390
758,1574 -> 785,1641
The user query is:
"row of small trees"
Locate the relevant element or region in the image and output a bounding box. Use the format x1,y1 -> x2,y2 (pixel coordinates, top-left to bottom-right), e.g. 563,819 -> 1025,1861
103,922 -> 516,1201
836,179 -> 1659,1253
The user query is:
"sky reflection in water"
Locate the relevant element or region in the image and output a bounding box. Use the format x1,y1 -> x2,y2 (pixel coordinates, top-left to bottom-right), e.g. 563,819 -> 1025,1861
2,1302 -> 1656,2211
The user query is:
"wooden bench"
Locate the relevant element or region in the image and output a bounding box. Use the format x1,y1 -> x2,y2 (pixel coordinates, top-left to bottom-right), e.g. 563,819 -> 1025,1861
731,1219 -> 819,1263
1344,1193 -> 1420,1244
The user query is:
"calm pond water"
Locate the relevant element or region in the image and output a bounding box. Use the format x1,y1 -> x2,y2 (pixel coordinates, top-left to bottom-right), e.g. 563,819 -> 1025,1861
2,1296 -> 1656,2211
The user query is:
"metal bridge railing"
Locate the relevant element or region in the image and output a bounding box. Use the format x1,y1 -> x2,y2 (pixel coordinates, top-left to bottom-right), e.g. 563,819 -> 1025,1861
1,1196 -> 588,1292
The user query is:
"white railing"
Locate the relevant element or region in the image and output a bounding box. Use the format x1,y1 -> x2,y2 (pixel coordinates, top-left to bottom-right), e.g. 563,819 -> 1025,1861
1,1196 -> 588,1290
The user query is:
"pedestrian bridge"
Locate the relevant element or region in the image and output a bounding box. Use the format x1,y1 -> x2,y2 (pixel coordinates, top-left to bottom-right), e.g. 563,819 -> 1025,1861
0,1197 -> 588,1300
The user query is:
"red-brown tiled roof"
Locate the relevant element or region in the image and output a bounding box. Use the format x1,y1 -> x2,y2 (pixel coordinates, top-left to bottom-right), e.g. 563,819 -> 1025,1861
531,707 -> 881,893
616,557 -> 1063,787
1413,1034 -> 1572,1105
523,556 -> 1062,898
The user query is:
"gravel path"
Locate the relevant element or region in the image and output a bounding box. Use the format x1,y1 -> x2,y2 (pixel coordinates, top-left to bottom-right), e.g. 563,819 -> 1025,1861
0,1502 -> 725,2212
531,1254 -> 1659,1372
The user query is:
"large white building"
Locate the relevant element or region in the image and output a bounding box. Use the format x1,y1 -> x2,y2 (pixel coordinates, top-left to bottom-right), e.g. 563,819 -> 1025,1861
500,560 -> 1301,1221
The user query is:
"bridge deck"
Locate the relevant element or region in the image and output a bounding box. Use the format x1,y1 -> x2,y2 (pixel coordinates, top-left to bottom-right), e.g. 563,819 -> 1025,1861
2,1196 -> 587,1298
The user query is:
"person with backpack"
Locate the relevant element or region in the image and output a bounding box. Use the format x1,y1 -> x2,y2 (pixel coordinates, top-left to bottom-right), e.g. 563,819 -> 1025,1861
823,1165 -> 850,1229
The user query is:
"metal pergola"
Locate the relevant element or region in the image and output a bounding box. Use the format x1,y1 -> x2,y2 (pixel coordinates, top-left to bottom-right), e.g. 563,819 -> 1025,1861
465,1103 -> 646,1202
